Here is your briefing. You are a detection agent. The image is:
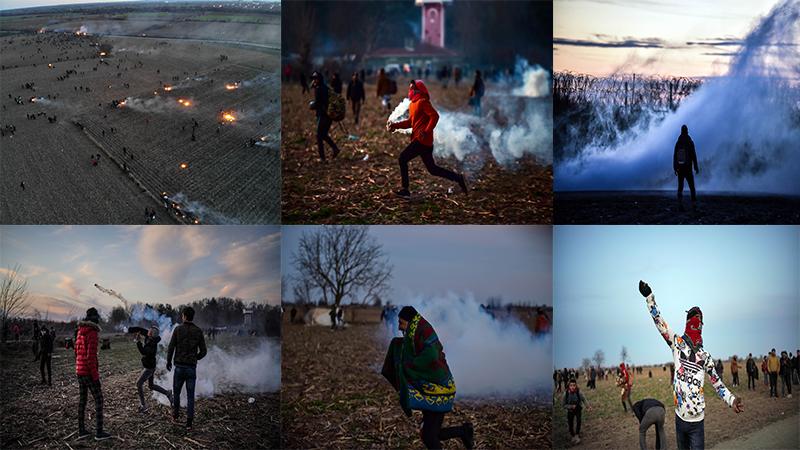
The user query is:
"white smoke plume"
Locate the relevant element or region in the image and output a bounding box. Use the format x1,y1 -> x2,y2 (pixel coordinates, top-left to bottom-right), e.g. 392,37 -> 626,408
120,96 -> 194,114
381,294 -> 551,397
555,0 -> 800,194
511,58 -> 551,98
124,305 -> 280,404
93,283 -> 129,309
170,192 -> 240,225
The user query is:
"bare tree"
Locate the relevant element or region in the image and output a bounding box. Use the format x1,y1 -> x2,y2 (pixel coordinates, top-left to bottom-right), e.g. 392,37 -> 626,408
292,226 -> 392,307
292,276 -> 315,305
593,349 -> 605,369
1,265 -> 30,342
581,357 -> 592,375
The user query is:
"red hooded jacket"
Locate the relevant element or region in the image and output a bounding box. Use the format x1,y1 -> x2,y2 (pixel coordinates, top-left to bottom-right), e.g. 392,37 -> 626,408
394,80 -> 438,147
75,320 -> 100,380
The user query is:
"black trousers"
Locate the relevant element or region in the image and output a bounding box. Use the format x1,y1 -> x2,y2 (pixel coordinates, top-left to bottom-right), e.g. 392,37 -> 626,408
399,141 -> 460,190
316,115 -> 339,160
732,372 -> 739,386
420,410 -> 467,449
677,166 -> 696,201
747,372 -> 756,390
567,407 -> 582,436
676,416 -> 704,450
351,100 -> 362,125
40,352 -> 52,383
769,373 -> 778,397
78,375 -> 104,433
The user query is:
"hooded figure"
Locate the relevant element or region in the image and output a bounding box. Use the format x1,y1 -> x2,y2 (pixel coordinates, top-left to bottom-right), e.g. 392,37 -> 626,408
135,326 -> 172,411
639,281 -> 742,450
75,307 -> 111,440
382,306 -> 473,449
673,125 -> 699,204
388,80 -> 467,199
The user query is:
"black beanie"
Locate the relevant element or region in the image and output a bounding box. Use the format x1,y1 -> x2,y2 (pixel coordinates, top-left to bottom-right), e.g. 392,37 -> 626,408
85,307 -> 100,324
398,306 -> 418,322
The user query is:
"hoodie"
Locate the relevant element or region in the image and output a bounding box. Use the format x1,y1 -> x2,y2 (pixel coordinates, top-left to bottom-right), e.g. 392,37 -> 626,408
137,335 -> 161,370
673,130 -> 698,172
645,292 -> 735,422
393,80 -> 439,147
75,320 -> 101,381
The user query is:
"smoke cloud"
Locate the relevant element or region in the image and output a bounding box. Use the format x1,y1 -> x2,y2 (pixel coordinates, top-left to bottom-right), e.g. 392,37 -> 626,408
171,192 -> 240,225
381,294 -> 551,397
555,0 -> 800,194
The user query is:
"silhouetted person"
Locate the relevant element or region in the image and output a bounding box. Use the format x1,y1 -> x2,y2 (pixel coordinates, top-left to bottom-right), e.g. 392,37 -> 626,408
469,70 -> 485,116
309,71 -> 340,161
39,327 -> 54,385
331,72 -> 342,94
290,306 -> 297,324
300,72 -> 309,94
376,68 -> 393,111
346,72 -> 365,125
673,125 -> 699,208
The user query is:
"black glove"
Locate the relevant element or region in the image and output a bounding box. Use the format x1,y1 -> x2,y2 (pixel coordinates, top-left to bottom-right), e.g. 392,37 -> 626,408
166,361 -> 173,371
639,280 -> 652,297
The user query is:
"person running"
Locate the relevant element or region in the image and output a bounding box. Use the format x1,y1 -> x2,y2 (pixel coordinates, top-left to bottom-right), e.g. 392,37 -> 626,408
618,362 -> 634,413
166,306 -> 207,430
346,72 -> 365,125
468,70 -> 485,117
381,306 -> 474,449
39,327 -> 54,386
673,125 -> 699,209
563,378 -> 589,445
767,349 -> 780,398
135,326 -> 172,412
387,80 -> 468,199
745,353 -> 757,391
633,398 -> 666,450
779,351 -> 792,398
75,308 -> 112,441
309,71 -> 340,162
731,356 -> 739,387
638,281 -> 743,450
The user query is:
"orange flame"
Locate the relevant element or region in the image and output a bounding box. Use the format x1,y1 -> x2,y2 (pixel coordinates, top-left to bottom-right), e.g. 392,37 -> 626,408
163,85 -> 173,92
225,83 -> 239,90
179,163 -> 188,169
177,99 -> 192,107
222,112 -> 236,122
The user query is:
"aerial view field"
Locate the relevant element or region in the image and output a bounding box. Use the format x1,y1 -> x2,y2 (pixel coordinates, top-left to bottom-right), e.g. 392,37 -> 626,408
0,1 -> 280,224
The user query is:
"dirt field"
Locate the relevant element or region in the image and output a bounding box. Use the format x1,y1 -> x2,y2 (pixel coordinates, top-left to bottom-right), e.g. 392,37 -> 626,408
554,191 -> 800,224
0,5 -> 280,224
281,81 -> 552,224
552,362 -> 800,449
281,323 -> 550,449
0,335 -> 280,449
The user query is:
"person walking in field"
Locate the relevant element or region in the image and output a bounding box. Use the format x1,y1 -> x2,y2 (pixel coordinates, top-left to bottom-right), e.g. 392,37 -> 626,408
376,68 -> 394,112
673,125 -> 699,210
468,70 -> 485,117
75,308 -> 112,441
563,378 -> 589,445
767,349 -> 780,398
637,281 -> 743,450
618,362 -> 634,413
381,306 -> 474,449
135,326 -> 172,412
731,356 -> 739,387
387,80 -> 468,199
762,356 -> 769,387
309,71 -> 340,162
166,306 -> 207,430
633,398 -> 666,450
745,353 -> 757,390
39,326 -> 54,386
779,351 -> 792,398
346,72 -> 365,126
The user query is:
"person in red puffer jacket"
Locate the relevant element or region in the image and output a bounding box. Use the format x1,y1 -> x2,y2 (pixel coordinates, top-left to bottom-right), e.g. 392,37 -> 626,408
388,80 -> 468,199
74,308 -> 112,441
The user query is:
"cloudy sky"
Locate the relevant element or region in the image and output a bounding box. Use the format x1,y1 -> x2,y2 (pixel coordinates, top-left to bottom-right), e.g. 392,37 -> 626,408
554,0 -> 783,77
554,226 -> 799,368
0,226 -> 281,322
281,225 -> 552,306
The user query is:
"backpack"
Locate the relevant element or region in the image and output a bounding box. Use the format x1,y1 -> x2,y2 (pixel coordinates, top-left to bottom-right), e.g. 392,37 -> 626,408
388,79 -> 398,95
327,87 -> 346,122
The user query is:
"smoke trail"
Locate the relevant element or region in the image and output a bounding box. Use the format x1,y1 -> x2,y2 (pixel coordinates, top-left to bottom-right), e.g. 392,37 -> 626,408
120,96 -> 193,114
381,294 -> 551,397
555,0 -> 800,194
93,283 -> 129,309
125,305 -> 281,403
171,192 -> 241,225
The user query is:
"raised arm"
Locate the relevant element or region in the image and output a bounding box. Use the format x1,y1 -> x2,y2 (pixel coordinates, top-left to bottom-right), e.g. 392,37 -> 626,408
705,354 -> 740,411
639,281 -> 675,350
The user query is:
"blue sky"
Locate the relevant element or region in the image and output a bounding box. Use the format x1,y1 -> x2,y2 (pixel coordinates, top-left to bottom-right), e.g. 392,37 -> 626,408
554,226 -> 799,368
281,226 -> 552,306
0,226 -> 281,322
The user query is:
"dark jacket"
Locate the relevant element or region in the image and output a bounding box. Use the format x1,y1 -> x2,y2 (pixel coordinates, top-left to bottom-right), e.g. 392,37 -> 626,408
563,389 -> 587,409
137,335 -> 160,370
633,398 -> 664,422
167,322 -> 207,368
673,132 -> 698,172
40,331 -> 54,354
331,75 -> 342,94
347,79 -> 365,103
313,81 -> 329,119
471,76 -> 485,98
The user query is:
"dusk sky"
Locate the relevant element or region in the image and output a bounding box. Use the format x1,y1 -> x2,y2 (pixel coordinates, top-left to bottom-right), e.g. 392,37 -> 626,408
0,226 -> 281,322
281,226 -> 552,306
554,0 -> 782,77
554,226 -> 799,368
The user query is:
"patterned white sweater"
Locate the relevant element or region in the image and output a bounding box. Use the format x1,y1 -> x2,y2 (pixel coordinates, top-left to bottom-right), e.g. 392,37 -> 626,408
646,293 -> 736,422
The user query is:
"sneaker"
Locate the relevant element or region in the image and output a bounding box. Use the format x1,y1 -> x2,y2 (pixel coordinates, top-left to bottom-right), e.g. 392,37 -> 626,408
461,422 -> 474,449
76,430 -> 91,440
458,173 -> 469,194
95,431 -> 112,441
788,394 -> 793,398
575,435 -> 581,444
394,189 -> 411,199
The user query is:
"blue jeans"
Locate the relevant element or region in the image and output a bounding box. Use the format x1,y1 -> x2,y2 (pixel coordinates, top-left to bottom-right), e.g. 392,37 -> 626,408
675,416 -> 704,450
173,365 -> 196,423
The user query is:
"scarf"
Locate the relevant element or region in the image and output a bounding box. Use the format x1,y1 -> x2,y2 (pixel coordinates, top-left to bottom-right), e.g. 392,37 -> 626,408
684,314 -> 703,347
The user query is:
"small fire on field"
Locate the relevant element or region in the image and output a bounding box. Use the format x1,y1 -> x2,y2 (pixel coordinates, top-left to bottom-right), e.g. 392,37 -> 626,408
163,85 -> 173,92
177,98 -> 192,107
221,111 -> 237,123
179,163 -> 188,169
225,82 -> 240,90
47,63 -> 53,69
99,52 -> 107,57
